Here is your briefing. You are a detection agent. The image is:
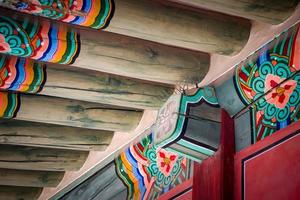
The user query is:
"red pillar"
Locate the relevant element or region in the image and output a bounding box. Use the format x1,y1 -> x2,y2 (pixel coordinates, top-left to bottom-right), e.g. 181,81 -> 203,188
158,179 -> 193,200
193,109 -> 235,200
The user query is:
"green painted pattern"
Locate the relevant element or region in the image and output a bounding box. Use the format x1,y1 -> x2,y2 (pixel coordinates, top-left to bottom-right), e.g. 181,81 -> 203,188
155,87 -> 219,161
115,133 -> 192,200
0,0 -> 114,29
0,92 -> 20,118
0,15 -> 80,64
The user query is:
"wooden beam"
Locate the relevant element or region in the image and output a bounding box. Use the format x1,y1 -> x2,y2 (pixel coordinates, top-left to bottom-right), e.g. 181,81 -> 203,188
0,145 -> 89,171
73,30 -> 210,84
106,0 -> 251,55
0,54 -> 173,109
0,2 -> 250,56
0,9 -> 210,85
0,120 -> 114,151
60,162 -> 128,200
0,186 -> 42,200
16,94 -> 143,132
167,0 -> 300,24
41,64 -> 174,110
0,169 -> 64,187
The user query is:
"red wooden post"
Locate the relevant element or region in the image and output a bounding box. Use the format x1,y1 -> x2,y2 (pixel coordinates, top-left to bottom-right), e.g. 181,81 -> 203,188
193,109 -> 235,200
158,179 -> 193,200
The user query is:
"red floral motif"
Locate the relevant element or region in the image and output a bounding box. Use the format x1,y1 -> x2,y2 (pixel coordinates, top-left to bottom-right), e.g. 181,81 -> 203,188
0,34 -> 11,53
264,74 -> 297,109
156,149 -> 178,177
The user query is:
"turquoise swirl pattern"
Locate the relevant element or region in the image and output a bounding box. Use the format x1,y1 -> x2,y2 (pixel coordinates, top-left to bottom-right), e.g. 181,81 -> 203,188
234,23 -> 300,142
115,133 -> 192,200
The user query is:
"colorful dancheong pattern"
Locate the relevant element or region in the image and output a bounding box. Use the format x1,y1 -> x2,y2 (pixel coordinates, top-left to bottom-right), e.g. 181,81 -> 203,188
115,133 -> 192,200
154,87 -> 220,162
0,15 -> 80,64
0,92 -> 20,118
234,23 -> 300,142
0,0 -> 114,29
0,55 -> 46,93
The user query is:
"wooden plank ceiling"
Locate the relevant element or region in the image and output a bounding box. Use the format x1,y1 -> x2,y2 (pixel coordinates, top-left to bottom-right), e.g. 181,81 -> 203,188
0,0 -> 298,199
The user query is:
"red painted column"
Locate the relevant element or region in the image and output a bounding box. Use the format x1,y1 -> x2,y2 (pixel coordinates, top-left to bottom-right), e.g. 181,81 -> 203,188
158,179 -> 193,200
234,121 -> 300,200
193,109 -> 235,200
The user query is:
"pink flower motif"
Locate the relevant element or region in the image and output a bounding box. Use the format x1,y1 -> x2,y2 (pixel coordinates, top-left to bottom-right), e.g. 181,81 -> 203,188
0,34 -> 11,53
156,149 -> 178,177
264,74 -> 297,109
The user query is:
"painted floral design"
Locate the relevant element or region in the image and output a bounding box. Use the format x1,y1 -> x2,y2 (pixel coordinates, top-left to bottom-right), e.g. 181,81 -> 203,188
116,134 -> 191,200
235,25 -> 300,142
156,149 -> 178,177
0,34 -> 11,53
147,146 -> 183,188
250,55 -> 299,124
264,74 -> 297,109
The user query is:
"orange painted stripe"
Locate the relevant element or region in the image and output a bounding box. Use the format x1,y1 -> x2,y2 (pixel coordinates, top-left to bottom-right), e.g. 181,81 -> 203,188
0,92 -> 8,117
51,25 -> 68,63
120,152 -> 141,200
19,59 -> 34,92
81,1 -> 101,27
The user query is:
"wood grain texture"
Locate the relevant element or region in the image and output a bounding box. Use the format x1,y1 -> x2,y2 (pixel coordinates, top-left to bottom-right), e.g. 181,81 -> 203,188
0,120 -> 114,151
106,0 -> 251,55
0,186 -> 42,200
0,9 -> 210,85
167,0 -> 300,24
0,169 -> 64,187
74,29 -> 210,85
16,95 -> 143,132
41,64 -> 174,110
0,145 -> 89,171
61,162 -> 127,200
